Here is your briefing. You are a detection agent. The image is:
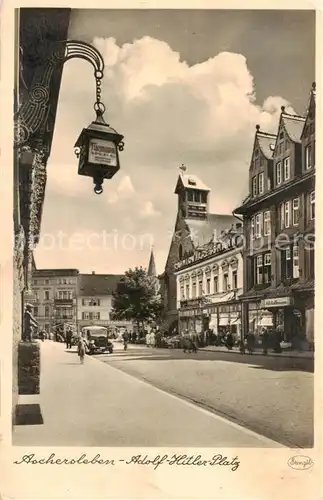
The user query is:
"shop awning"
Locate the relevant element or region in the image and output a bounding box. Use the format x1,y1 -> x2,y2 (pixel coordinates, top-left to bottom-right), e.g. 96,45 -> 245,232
231,317 -> 241,325
219,317 -> 229,326
259,317 -> 273,327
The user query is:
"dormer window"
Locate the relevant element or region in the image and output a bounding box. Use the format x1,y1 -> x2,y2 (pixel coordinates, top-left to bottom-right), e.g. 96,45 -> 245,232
276,162 -> 282,185
188,178 -> 196,186
252,176 -> 257,196
283,157 -> 290,181
258,172 -> 264,194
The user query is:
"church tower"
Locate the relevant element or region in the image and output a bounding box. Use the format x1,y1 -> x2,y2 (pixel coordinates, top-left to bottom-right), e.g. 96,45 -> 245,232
147,247 -> 157,277
174,165 -> 210,220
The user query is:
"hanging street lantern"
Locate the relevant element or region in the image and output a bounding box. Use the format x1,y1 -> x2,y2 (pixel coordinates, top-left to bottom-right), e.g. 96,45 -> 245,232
74,102 -> 124,194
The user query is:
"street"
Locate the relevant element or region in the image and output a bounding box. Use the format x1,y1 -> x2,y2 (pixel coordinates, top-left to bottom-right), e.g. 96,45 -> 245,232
13,341 -> 313,448
98,343 -> 313,448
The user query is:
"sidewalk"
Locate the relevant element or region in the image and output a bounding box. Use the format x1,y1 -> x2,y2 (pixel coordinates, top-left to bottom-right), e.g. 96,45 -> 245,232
199,345 -> 314,359
13,340 -> 282,447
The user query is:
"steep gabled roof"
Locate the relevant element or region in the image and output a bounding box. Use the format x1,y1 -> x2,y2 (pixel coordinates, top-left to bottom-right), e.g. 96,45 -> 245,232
280,108 -> 305,144
256,130 -> 277,160
174,173 -> 210,194
78,274 -> 123,296
301,82 -> 316,139
185,214 -> 240,247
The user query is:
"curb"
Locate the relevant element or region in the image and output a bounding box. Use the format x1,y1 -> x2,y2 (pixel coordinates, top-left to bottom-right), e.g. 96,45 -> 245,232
199,347 -> 314,360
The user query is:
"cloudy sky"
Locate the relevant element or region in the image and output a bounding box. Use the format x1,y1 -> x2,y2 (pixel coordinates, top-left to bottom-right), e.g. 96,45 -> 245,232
34,9 -> 315,274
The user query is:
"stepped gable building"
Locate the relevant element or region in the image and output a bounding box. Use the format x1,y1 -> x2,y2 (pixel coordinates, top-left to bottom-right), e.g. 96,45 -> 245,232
77,272 -> 132,333
159,170 -> 239,333
234,83 -> 315,346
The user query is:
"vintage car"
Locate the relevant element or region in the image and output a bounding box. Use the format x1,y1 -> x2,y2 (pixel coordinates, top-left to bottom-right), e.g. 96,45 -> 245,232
81,326 -> 113,355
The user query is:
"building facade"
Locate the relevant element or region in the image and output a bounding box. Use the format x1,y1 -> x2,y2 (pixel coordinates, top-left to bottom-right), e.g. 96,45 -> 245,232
174,227 -> 243,336
77,272 -> 132,333
159,170 -> 238,334
13,8 -> 71,419
30,269 -> 79,333
234,84 -> 315,346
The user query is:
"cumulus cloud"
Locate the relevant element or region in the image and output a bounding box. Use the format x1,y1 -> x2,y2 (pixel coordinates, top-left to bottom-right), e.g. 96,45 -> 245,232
39,36 -> 295,273
140,201 -> 161,218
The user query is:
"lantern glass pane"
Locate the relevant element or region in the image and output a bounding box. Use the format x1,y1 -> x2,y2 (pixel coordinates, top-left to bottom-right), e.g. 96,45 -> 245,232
88,138 -> 117,167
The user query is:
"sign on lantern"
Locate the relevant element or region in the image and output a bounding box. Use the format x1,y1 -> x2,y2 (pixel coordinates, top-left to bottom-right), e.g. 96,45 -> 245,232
88,138 -> 118,167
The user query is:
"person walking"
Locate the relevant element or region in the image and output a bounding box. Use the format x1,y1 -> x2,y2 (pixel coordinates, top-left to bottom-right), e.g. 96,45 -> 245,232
246,331 -> 255,354
23,304 -> 38,342
66,327 -> 73,349
225,331 -> 234,350
77,336 -> 86,364
122,330 -> 129,350
262,328 -> 269,355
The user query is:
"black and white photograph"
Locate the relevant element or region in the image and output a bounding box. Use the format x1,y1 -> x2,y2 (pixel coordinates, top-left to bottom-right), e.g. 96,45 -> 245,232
0,2 -> 320,499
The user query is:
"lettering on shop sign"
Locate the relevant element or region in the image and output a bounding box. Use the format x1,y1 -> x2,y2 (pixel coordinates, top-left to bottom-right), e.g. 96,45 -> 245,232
88,138 -> 117,166
174,242 -> 234,270
14,453 -> 240,471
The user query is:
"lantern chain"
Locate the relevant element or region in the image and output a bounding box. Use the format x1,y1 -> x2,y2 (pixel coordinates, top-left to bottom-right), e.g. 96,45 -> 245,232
94,69 -> 105,115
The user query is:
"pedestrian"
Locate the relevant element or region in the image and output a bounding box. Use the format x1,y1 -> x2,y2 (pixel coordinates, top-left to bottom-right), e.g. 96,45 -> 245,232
39,330 -> 45,342
66,327 -> 73,349
273,327 -> 283,353
239,338 -> 245,354
262,328 -> 269,355
122,330 -> 129,351
23,304 -> 38,342
246,332 -> 255,354
77,336 -> 86,364
225,331 -> 234,350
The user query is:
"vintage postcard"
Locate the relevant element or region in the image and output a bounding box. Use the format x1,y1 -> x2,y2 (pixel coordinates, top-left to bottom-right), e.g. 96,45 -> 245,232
0,0 -> 321,498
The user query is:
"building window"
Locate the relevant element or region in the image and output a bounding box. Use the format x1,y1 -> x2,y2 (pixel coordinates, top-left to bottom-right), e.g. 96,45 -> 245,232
178,244 -> 183,260
82,312 -> 89,320
284,201 -> 291,228
250,217 -> 255,240
57,290 -> 73,300
185,284 -> 189,298
34,307 -> 38,317
258,172 -> 264,194
309,191 -> 315,220
264,253 -> 271,283
276,162 -> 282,185
213,276 -> 218,293
252,176 -> 257,196
305,144 -> 313,169
223,273 -> 229,291
263,211 -> 271,236
232,270 -> 238,289
283,157 -> 290,181
292,198 -> 300,226
92,312 -> 100,321
201,192 -> 207,203
192,282 -> 197,298
206,278 -> 211,294
281,246 -> 293,280
194,191 -> 201,203
180,285 -> 184,300
198,280 -> 203,296
293,245 -> 299,279
45,290 -> 50,300
255,213 -> 262,238
256,255 -> 263,285
45,306 -> 49,318
187,190 -> 194,202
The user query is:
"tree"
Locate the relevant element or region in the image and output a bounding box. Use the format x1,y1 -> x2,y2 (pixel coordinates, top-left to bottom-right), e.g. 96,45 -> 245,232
111,267 -> 164,332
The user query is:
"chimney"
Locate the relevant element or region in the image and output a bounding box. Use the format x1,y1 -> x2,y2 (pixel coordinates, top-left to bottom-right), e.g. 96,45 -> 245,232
92,271 -> 95,275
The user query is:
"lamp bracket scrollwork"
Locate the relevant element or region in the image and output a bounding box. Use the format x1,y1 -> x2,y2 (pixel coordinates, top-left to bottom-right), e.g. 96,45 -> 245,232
14,40 -> 105,150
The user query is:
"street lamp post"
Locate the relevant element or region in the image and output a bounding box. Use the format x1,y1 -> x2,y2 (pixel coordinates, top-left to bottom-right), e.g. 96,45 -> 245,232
15,40 -> 125,194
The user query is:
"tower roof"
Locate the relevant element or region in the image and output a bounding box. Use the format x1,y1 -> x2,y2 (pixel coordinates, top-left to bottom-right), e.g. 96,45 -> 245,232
174,173 -> 210,194
147,248 -> 157,277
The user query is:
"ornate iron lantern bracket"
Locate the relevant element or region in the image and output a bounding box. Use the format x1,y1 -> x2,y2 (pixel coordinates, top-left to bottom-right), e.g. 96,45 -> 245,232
14,40 -> 108,151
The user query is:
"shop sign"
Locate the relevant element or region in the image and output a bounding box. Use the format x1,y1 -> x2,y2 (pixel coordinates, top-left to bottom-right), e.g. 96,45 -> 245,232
174,239 -> 237,271
261,297 -> 292,308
